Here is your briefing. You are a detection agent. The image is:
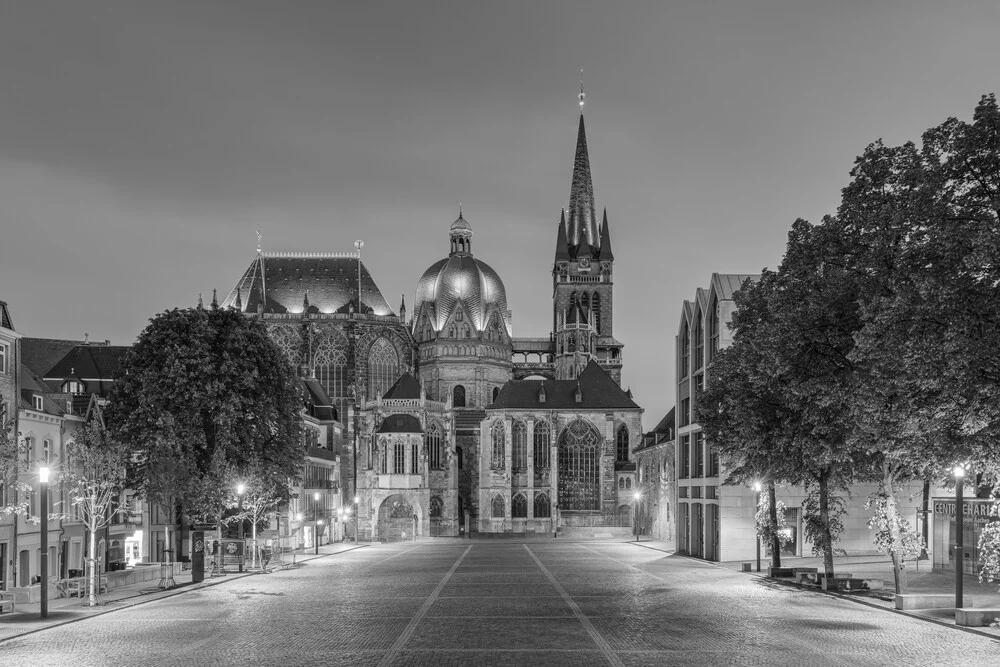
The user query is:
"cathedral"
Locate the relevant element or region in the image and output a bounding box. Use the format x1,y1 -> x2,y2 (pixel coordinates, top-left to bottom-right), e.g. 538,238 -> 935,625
222,98 -> 643,539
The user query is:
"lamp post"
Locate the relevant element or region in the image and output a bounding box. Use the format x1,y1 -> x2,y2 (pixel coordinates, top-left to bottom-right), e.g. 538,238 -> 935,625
633,492 -> 642,542
954,465 -> 965,609
236,482 -> 246,572
354,495 -> 359,544
40,466 -> 50,619
753,482 -> 762,573
294,513 -> 303,565
314,492 -> 321,553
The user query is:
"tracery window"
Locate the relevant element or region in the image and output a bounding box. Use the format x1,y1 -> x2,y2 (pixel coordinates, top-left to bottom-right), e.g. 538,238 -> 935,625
453,385 -> 466,408
491,421 -> 506,469
491,494 -> 505,519
512,421 -> 527,471
616,424 -> 630,462
558,420 -> 601,511
379,437 -> 388,474
430,496 -> 443,518
533,421 -> 550,468
591,292 -> 601,333
411,443 -> 420,474
426,424 -> 443,469
312,327 -> 349,418
367,337 -> 399,401
533,492 -> 551,518
267,325 -> 304,367
511,493 -> 527,518
492,387 -> 500,403
580,292 -> 589,314
394,441 -> 405,474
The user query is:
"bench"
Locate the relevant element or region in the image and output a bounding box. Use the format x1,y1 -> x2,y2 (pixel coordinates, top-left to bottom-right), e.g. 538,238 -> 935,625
792,568 -> 818,584
955,608 -> 1000,627
0,592 -> 14,613
822,577 -> 881,591
895,593 -> 956,611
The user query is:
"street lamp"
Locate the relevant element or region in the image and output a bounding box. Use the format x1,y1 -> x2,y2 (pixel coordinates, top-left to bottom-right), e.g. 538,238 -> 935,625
236,482 -> 246,572
954,465 -> 965,609
753,482 -> 762,573
633,492 -> 642,542
316,520 -> 324,555
354,495 -> 359,544
314,492 -> 321,552
40,466 -> 50,619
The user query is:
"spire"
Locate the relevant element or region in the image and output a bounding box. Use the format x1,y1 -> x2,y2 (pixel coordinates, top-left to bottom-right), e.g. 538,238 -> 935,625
234,289 -> 243,311
399,294 -> 407,322
197,292 -> 204,310
567,112 -> 599,251
554,209 -> 571,262
302,290 -> 310,317
211,289 -> 218,309
598,208 -> 614,261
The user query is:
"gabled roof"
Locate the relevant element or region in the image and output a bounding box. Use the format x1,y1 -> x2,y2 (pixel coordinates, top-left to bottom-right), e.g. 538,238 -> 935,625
488,360 -> 639,411
711,273 -> 759,301
45,346 -> 130,386
0,301 -> 13,331
21,337 -> 91,377
382,372 -> 421,400
303,378 -> 338,422
376,413 -> 423,434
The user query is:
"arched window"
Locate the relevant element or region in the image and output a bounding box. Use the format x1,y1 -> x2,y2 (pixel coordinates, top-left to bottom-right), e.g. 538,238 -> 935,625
379,437 -> 388,474
580,292 -> 589,314
393,441 -> 405,474
616,424 -> 630,462
492,386 -> 500,403
592,292 -> 601,333
558,420 -> 601,511
533,421 -> 550,468
618,478 -> 624,490
430,496 -> 443,517
534,493 -> 551,518
456,446 -> 463,469
512,421 -> 527,471
309,327 -> 349,420
626,477 -> 632,489
411,442 -> 419,474
426,424 -> 443,469
453,385 -> 466,408
367,337 -> 399,401
511,493 -> 527,518
491,421 -> 506,469
491,494 -> 505,519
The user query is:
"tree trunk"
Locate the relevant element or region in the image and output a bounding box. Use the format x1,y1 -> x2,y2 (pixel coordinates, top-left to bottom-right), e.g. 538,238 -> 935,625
882,469 -> 907,594
818,472 -> 835,577
768,481 -> 781,568
87,490 -> 98,607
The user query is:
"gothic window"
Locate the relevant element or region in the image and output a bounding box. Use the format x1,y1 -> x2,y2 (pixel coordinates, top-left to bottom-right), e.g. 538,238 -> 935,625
511,493 -> 527,518
580,292 -> 589,313
456,310 -> 464,321
367,337 -> 399,402
626,477 -> 632,489
311,327 -> 349,419
456,446 -> 464,469
379,437 -> 388,474
267,325 -> 304,367
448,325 -> 456,337
681,325 -> 690,378
492,387 -> 500,403
616,424 -> 630,462
533,492 -> 551,518
533,421 -> 550,468
558,420 -> 601,511
370,435 -> 377,470
491,494 -> 505,519
618,478 -> 624,490
491,421 -> 506,469
592,292 -> 601,333
394,441 -> 405,474
430,496 -> 443,518
568,333 -> 576,352
512,421 -> 527,471
453,384 -> 466,408
426,424 -> 443,469
694,308 -> 705,371
570,291 -> 578,306
708,295 -> 720,362
411,443 -> 420,474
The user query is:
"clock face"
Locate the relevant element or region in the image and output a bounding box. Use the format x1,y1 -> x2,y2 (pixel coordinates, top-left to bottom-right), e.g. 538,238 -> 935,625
579,257 -> 591,268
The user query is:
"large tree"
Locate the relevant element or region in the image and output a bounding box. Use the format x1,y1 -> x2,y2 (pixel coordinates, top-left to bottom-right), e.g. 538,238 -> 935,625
106,303 -> 306,550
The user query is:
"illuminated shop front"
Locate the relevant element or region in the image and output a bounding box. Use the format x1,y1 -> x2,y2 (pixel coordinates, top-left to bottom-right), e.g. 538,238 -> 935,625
932,498 -> 997,575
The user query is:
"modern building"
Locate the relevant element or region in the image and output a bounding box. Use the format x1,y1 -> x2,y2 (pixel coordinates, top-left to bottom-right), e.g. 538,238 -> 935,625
222,95 -> 644,539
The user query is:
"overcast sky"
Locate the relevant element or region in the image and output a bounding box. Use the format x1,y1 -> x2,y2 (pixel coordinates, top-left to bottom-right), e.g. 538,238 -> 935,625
2,1 -> 999,426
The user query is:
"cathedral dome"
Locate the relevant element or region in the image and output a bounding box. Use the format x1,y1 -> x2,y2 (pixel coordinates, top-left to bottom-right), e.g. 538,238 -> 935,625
413,213 -> 511,335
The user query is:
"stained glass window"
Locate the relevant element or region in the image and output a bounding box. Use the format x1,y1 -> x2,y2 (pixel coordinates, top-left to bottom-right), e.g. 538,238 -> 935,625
491,494 -> 505,519
426,424 -> 443,469
367,337 -> 399,401
491,421 -> 506,469
616,424 -> 630,462
512,421 -> 527,470
430,496 -> 443,517
312,327 -> 349,419
394,441 -> 405,474
591,292 -> 601,333
453,385 -> 466,407
558,420 -> 601,511
379,437 -> 387,474
534,492 -> 550,518
511,493 -> 527,518
533,421 -> 550,468
411,443 -> 419,474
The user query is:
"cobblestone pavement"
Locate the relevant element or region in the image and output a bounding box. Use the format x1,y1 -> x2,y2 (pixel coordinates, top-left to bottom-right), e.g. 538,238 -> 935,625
2,541 -> 999,666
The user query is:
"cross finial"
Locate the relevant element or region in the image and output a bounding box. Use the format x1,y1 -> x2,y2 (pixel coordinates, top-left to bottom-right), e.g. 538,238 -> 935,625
459,200 -> 463,218
579,69 -> 585,110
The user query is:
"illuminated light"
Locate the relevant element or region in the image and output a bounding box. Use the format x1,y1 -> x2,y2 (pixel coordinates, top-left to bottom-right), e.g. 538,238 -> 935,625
633,492 -> 641,501
753,482 -> 761,492
954,466 -> 965,478
40,467 -> 50,483
237,482 -> 245,495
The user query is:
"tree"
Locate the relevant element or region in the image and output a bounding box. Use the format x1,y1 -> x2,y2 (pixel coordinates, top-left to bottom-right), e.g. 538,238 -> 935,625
59,415 -> 130,607
105,303 -> 306,556
0,412 -> 29,518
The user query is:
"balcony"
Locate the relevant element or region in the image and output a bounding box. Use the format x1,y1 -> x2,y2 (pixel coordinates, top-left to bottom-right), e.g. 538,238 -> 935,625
304,479 -> 339,491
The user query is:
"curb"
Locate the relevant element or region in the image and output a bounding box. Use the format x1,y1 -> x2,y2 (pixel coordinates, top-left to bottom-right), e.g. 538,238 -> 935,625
0,544 -> 369,644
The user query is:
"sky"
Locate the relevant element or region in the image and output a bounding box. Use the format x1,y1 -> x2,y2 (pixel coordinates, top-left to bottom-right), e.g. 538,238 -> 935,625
2,0 -> 999,427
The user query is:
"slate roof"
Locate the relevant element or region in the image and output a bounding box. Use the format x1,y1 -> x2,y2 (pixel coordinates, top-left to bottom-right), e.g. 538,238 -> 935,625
21,338 -> 91,378
488,360 -> 639,411
454,409 -> 486,433
637,407 -> 675,454
222,254 -> 395,317
376,413 -> 423,434
712,273 -> 759,301
19,364 -> 67,416
45,346 -> 130,396
0,301 -> 13,330
303,378 -> 338,422
382,373 -> 421,400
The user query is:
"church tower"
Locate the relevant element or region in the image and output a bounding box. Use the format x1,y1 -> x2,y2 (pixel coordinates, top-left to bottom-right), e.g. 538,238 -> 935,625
552,84 -> 623,383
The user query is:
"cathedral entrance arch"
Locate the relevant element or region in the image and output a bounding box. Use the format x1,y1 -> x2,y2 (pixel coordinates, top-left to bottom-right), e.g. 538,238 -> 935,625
558,420 -> 601,511
376,494 -> 422,542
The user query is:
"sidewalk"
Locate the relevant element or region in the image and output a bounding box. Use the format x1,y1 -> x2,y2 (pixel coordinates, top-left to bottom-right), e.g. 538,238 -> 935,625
622,540 -> 1000,638
0,542 -> 367,644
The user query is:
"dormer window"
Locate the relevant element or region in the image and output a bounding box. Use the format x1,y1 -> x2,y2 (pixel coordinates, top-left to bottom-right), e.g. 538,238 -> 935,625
32,394 -> 43,411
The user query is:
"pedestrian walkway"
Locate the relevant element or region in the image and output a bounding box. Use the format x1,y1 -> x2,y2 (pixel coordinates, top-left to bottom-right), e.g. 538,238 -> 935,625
0,542 -> 367,644
610,539 -> 1000,636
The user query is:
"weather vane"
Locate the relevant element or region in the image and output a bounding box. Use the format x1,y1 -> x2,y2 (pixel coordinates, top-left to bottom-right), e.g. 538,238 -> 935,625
579,68 -> 585,109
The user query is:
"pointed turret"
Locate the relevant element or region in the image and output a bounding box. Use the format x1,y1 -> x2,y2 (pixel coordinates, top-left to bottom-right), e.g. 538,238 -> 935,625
211,289 -> 218,309
399,294 -> 407,323
234,289 -> 243,311
302,290 -> 310,317
567,114 -> 599,252
554,209 -> 571,262
598,208 -> 614,261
